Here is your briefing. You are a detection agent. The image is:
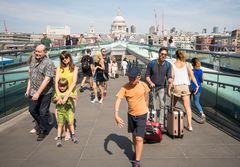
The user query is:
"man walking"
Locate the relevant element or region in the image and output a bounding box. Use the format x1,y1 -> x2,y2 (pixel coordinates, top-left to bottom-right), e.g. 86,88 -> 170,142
26,44 -> 55,141
146,47 -> 172,130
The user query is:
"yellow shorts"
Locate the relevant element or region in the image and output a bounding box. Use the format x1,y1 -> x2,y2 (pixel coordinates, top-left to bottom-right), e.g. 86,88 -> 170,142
57,110 -> 74,125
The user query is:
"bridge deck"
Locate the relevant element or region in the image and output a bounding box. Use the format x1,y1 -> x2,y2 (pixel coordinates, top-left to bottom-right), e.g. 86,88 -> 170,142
0,76 -> 239,167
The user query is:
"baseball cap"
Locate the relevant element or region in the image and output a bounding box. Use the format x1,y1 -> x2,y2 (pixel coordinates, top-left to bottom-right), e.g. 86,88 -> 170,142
127,66 -> 141,78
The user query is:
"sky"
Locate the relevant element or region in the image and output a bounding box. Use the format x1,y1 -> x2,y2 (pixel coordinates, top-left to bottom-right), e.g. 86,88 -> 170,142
0,0 -> 240,34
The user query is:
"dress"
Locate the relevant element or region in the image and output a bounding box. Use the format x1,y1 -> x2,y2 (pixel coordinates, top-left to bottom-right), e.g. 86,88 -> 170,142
57,67 -> 77,96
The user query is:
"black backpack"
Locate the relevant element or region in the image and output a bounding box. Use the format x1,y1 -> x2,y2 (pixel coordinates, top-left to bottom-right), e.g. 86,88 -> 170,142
82,56 -> 90,70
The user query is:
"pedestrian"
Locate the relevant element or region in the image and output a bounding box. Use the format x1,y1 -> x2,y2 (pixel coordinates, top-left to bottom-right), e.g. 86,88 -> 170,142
54,78 -> 79,147
111,59 -> 118,79
170,50 -> 199,131
55,51 -> 78,140
91,51 -> 105,104
101,48 -> 110,96
40,32 -> 52,50
146,47 -> 172,129
26,44 -> 55,141
121,58 -> 128,76
80,49 -> 94,92
191,57 -> 206,123
114,66 -> 150,167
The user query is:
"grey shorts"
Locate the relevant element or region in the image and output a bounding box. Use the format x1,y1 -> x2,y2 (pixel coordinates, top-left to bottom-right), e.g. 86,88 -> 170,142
128,113 -> 147,138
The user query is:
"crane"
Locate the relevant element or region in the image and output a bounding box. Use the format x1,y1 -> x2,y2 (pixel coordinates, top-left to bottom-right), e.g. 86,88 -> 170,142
154,9 -> 159,35
4,19 -> 8,33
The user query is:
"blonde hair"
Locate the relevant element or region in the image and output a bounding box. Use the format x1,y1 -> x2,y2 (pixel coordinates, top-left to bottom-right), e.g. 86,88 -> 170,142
176,50 -> 186,62
94,51 -> 103,63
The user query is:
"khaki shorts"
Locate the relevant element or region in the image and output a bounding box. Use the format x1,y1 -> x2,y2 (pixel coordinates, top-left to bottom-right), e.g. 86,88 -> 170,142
173,85 -> 191,97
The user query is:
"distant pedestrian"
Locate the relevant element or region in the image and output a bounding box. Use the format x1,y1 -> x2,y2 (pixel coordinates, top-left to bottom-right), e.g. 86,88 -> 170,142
65,35 -> 73,48
121,58 -> 128,76
80,49 -> 94,92
162,36 -> 168,47
114,67 -> 150,167
111,59 -> 118,79
91,51 -> 105,104
101,48 -> 110,96
26,44 -> 55,141
191,58 -> 206,123
148,36 -> 153,58
40,32 -> 52,50
54,78 -> 79,147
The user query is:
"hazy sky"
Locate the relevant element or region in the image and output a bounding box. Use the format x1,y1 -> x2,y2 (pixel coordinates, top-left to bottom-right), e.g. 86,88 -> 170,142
0,0 -> 240,34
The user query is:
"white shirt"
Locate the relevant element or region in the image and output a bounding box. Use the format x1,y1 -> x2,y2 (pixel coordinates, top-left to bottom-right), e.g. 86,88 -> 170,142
172,63 -> 190,85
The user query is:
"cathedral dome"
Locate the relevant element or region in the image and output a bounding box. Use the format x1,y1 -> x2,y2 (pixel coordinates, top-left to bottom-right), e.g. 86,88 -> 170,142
113,15 -> 126,23
111,13 -> 127,39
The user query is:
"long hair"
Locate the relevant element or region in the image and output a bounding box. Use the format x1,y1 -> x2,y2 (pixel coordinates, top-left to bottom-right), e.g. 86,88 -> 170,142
60,51 -> 75,72
94,51 -> 103,63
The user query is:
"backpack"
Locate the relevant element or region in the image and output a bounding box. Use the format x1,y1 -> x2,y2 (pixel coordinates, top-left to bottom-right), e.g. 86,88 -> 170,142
82,56 -> 90,70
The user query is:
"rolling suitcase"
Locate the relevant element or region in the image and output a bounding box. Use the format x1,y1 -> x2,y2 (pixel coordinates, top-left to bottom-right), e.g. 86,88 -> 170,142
166,94 -> 184,138
144,88 -> 162,143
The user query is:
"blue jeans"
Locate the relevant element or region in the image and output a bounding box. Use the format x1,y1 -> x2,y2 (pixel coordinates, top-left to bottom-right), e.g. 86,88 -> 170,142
192,92 -> 203,113
29,93 -> 52,134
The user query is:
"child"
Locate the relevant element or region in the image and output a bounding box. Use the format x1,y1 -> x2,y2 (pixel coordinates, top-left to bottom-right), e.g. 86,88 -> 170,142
114,67 -> 150,167
54,78 -> 79,147
191,58 -> 206,123
111,59 -> 118,79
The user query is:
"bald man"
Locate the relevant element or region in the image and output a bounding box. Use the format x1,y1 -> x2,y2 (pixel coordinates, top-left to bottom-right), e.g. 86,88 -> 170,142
26,44 -> 55,141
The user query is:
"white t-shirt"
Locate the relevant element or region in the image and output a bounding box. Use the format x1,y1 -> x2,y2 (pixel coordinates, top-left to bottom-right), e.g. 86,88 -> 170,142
121,61 -> 128,69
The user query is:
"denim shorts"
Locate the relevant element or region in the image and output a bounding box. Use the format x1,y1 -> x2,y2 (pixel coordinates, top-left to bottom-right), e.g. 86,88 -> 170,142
128,113 -> 147,138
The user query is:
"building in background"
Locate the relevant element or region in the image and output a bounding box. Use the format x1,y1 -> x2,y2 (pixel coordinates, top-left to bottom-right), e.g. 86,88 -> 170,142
110,13 -> 127,40
202,28 -> 207,34
0,33 -> 33,50
196,35 -> 214,51
231,29 -> 240,53
149,26 -> 155,35
46,25 -> 70,35
130,25 -> 136,34
213,26 -> 219,34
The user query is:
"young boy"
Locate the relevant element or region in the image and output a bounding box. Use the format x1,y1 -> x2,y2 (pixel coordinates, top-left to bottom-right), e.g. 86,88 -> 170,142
114,67 -> 150,167
54,78 -> 79,147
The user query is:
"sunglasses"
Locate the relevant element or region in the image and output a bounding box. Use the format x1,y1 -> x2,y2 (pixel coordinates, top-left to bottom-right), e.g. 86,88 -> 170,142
61,56 -> 69,60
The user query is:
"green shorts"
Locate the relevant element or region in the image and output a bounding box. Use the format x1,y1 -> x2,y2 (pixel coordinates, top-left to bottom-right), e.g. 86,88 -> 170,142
57,110 -> 74,125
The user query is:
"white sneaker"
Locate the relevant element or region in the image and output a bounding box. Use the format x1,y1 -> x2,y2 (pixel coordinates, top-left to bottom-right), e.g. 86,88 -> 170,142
91,98 -> 98,103
99,98 -> 103,104
29,128 -> 36,134
201,113 -> 206,123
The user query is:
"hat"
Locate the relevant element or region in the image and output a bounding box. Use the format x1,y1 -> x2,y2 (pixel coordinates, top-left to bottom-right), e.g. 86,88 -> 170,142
42,32 -> 46,35
127,67 -> 141,78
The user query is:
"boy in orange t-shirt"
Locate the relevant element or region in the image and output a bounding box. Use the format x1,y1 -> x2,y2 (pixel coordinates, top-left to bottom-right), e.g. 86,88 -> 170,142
114,67 -> 150,167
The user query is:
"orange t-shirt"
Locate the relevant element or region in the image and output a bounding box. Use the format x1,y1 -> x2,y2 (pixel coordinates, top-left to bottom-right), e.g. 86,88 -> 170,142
116,81 -> 150,116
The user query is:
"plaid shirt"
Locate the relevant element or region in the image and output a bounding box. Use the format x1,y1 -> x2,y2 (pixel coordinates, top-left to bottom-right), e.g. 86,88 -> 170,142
29,55 -> 55,96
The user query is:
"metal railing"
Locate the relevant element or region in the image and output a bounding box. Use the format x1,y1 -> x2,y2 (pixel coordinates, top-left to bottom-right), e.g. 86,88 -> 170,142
126,43 -> 240,128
